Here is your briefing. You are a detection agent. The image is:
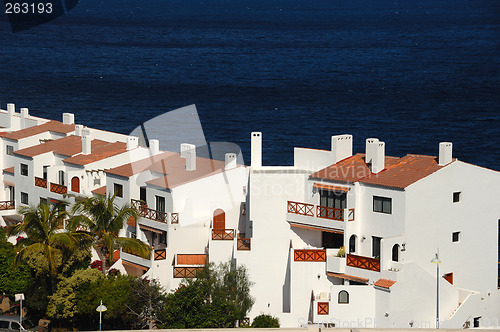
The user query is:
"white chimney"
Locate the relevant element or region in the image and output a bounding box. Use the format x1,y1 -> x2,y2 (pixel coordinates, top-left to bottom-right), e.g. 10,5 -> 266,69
331,134 -> 353,163
82,128 -> 92,155
126,136 -> 139,150
185,145 -> 196,171
180,143 -> 194,158
438,142 -> 453,166
365,138 -> 379,165
149,139 -> 160,155
20,108 -> 29,129
75,124 -> 84,136
63,113 -> 75,125
371,141 -> 385,174
225,153 -> 237,170
251,132 -> 262,169
6,103 -> 15,128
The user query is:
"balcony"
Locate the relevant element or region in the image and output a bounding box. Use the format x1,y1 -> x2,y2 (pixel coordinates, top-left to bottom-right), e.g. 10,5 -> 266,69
154,249 -> 166,261
173,266 -> 204,278
294,249 -> 326,262
50,183 -> 67,194
237,238 -> 251,251
34,177 -> 47,188
174,254 -> 207,278
131,199 -> 167,223
288,201 -> 354,222
346,253 -> 380,272
0,201 -> 15,210
287,201 -> 314,216
212,229 -> 235,240
121,249 -> 152,269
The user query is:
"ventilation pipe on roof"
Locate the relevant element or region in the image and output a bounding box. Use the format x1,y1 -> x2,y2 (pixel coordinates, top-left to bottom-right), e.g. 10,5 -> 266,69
82,128 -> 92,155
20,108 -> 29,129
180,143 -> 194,158
438,142 -> 453,166
225,153 -> 237,170
6,103 -> 15,128
75,124 -> 83,136
185,145 -> 196,171
149,139 -> 160,155
251,132 -> 262,169
331,134 -> 353,163
126,136 -> 139,150
366,138 -> 385,174
63,113 -> 74,125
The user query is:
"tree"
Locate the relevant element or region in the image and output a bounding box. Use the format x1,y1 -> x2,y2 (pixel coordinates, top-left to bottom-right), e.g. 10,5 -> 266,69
126,278 -> 166,329
0,227 -> 31,295
70,195 -> 151,273
159,261 -> 254,328
251,314 -> 280,328
6,202 -> 92,290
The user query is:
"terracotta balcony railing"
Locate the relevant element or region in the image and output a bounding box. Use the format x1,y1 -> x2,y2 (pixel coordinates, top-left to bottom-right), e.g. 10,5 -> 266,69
317,206 -> 344,221
50,183 -> 67,194
177,254 -> 207,265
0,201 -> 15,210
34,177 -> 47,188
237,238 -> 251,251
212,229 -> 235,240
287,201 -> 314,216
131,199 -> 167,223
346,253 -> 380,272
171,213 -> 179,224
294,249 -> 326,262
173,266 -> 204,278
154,249 -> 166,260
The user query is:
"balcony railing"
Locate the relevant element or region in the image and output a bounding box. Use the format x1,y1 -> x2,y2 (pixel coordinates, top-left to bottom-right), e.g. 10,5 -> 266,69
287,201 -> 355,221
0,201 -> 15,210
212,229 -> 235,240
50,183 -> 67,194
154,249 -> 166,260
171,213 -> 179,224
287,201 -> 314,216
177,254 -> 207,265
131,199 -> 167,223
34,177 -> 47,188
173,266 -> 204,278
294,249 -> 326,262
346,253 -> 380,272
237,238 -> 251,251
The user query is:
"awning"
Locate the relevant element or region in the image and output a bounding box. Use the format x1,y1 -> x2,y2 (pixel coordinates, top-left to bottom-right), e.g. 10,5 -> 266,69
139,224 -> 163,234
122,260 -> 149,271
290,222 -> 343,234
313,183 -> 350,192
328,272 -> 368,284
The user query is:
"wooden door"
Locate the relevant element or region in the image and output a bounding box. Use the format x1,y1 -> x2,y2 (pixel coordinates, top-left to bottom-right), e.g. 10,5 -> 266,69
71,176 -> 80,193
213,209 -> 225,229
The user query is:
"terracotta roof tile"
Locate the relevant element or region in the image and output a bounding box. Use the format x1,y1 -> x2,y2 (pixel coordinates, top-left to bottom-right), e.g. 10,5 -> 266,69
2,121 -> 75,140
374,279 -> 396,289
92,186 -> 107,196
310,153 -> 452,189
3,167 -> 14,174
106,151 -> 176,178
63,141 -> 127,166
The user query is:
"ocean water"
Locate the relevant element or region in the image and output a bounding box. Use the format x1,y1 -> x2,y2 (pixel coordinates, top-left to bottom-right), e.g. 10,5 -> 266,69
0,0 -> 499,169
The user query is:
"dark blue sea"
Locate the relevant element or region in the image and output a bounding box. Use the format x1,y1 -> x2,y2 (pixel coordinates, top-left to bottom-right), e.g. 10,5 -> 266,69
0,0 -> 499,169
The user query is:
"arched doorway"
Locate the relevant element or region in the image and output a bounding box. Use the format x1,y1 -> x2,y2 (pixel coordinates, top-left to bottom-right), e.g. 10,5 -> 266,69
349,235 -> 357,253
71,176 -> 80,193
392,244 -> 400,262
213,209 -> 225,229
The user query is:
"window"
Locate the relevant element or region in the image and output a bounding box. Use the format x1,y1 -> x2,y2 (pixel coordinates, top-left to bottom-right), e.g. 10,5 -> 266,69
160,231 -> 167,245
114,183 -> 123,198
320,190 -> 346,209
322,231 -> 343,249
140,187 -> 147,202
349,235 -> 356,253
94,178 -> 101,186
6,145 -> 14,156
58,170 -> 65,186
373,196 -> 392,214
20,163 -> 28,176
392,244 -> 399,262
43,165 -> 49,180
473,317 -> 480,328
372,236 -> 381,258
11,322 -> 21,330
21,192 -> 28,205
452,231 -> 460,242
156,196 -> 165,213
338,290 -> 349,304
453,192 -> 461,203
0,321 -> 9,328
40,197 -> 48,206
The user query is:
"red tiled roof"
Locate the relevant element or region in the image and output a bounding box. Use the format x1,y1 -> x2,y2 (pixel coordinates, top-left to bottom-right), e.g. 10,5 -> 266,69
106,151 -> 175,178
374,279 -> 396,289
328,272 -> 368,284
310,153 -> 452,189
91,186 -> 107,196
13,136 -> 104,158
63,141 -> 127,166
2,121 -> 75,141
3,167 -> 14,174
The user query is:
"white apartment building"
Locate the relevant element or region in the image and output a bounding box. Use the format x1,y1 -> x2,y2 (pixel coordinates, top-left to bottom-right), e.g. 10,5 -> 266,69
1,103 -> 499,329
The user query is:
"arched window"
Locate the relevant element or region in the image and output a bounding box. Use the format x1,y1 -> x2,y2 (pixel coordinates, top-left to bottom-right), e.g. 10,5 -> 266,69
338,290 -> 349,304
349,235 -> 357,253
392,244 -> 400,262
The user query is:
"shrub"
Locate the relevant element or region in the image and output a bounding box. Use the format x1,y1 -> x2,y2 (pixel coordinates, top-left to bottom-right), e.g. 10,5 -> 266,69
251,314 -> 280,328
336,246 -> 346,257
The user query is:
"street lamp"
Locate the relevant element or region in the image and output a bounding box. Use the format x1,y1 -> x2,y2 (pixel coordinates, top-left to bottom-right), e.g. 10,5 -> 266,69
15,293 -> 24,331
96,300 -> 107,332
431,253 -> 441,329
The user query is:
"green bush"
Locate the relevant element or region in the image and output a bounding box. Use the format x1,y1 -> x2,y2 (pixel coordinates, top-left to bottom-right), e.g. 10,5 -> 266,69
251,314 -> 280,328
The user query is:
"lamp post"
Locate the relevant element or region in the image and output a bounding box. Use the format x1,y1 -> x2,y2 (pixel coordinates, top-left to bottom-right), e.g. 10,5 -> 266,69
431,253 -> 441,329
15,293 -> 24,331
96,300 -> 107,332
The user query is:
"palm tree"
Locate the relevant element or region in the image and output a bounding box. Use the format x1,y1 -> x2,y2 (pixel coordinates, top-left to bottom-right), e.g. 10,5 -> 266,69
70,194 -> 151,273
7,201 -> 92,289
